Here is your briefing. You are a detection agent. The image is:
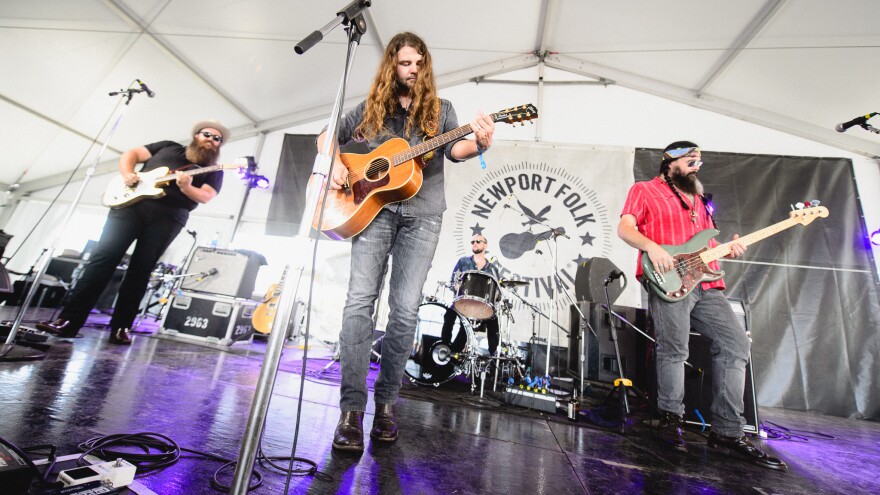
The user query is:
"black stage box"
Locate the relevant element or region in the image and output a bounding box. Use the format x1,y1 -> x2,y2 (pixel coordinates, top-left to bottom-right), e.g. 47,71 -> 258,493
159,291 -> 256,345
568,302 -> 649,388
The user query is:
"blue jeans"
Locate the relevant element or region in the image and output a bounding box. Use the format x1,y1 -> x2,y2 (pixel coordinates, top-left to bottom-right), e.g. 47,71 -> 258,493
649,285 -> 751,437
338,209 -> 442,412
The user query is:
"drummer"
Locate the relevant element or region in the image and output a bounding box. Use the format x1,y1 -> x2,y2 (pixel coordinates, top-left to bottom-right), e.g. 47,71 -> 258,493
442,234 -> 501,356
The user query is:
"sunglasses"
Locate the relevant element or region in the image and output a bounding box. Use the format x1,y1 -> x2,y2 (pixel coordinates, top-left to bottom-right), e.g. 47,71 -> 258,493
470,240 -> 486,245
664,147 -> 700,160
198,130 -> 223,143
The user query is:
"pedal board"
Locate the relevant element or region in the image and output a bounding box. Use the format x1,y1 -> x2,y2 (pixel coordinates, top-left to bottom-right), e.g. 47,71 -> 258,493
503,386 -> 558,413
43,480 -> 122,494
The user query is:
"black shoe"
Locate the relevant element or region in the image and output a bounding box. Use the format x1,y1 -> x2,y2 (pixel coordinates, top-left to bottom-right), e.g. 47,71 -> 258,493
370,403 -> 398,443
36,319 -> 79,338
708,432 -> 787,471
333,411 -> 365,452
655,411 -> 688,453
108,328 -> 132,345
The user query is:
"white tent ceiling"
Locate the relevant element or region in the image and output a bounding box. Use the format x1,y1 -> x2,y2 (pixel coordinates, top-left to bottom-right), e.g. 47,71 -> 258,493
2,0 -> 879,196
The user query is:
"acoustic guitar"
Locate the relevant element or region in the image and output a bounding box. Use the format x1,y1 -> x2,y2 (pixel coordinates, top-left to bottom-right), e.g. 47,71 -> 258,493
102,162 -> 243,209
642,205 -> 829,302
311,104 -> 539,240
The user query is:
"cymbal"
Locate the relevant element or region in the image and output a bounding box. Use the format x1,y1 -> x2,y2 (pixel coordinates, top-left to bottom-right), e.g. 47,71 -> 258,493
499,279 -> 530,287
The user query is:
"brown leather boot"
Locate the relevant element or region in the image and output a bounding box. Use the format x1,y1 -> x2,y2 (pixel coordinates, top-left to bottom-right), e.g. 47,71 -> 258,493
655,411 -> 688,453
108,328 -> 132,345
36,319 -> 79,338
332,411 -> 365,452
370,403 -> 398,442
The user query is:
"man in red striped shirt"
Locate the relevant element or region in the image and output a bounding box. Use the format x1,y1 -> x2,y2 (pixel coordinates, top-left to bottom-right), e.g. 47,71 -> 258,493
618,141 -> 786,471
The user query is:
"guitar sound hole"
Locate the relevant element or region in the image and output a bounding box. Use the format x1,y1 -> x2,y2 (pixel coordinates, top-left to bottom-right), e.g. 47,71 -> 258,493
365,158 -> 390,181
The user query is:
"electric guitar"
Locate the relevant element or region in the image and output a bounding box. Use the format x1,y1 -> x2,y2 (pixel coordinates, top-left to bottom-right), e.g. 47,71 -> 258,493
102,162 -> 244,208
311,104 -> 539,240
642,205 -> 829,302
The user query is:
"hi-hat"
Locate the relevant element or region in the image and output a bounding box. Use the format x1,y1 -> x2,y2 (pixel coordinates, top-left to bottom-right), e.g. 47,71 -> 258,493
499,279 -> 529,287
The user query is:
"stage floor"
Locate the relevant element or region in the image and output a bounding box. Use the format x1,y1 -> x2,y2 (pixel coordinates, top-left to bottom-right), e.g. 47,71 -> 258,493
1,309 -> 879,494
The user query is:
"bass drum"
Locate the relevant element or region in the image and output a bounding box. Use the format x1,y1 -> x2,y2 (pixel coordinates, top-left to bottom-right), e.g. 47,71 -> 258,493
405,302 -> 474,386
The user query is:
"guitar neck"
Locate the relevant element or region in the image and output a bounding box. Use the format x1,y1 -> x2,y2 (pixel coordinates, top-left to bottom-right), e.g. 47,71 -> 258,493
390,124 -> 475,166
701,217 -> 802,263
155,163 -> 227,183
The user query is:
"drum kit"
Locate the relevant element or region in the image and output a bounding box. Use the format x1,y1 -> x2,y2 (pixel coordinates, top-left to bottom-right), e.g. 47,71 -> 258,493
404,270 -> 530,395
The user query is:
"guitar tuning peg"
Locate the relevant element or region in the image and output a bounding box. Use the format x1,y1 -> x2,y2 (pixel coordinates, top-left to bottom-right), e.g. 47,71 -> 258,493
810,199 -> 821,207
795,202 -> 805,210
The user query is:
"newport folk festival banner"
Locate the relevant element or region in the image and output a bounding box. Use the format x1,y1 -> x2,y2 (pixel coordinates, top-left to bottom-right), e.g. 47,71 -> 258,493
422,141 -> 639,349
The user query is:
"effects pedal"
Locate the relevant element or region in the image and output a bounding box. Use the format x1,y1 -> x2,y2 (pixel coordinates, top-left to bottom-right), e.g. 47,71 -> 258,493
57,458 -> 136,489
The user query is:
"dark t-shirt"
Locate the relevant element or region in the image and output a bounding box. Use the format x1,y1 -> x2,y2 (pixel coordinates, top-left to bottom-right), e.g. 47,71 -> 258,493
142,141 -> 224,212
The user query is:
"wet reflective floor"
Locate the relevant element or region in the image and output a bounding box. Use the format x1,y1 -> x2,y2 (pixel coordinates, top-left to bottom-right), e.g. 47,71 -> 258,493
1,312 -> 879,494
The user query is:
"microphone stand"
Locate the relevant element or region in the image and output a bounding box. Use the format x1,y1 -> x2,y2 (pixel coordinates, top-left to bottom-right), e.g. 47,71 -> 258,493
1,86 -> 143,362
229,2 -> 371,493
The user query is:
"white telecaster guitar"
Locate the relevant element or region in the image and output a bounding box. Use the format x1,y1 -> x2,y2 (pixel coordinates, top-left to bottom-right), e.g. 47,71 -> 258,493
102,162 -> 243,209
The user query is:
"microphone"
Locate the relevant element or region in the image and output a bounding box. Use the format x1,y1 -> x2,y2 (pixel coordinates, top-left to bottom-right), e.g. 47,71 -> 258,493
835,113 -> 877,132
604,269 -> 624,285
136,79 -> 155,98
551,227 -> 570,239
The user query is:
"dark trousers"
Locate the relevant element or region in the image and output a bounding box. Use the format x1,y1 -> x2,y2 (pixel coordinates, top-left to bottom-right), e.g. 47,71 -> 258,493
441,307 -> 500,355
60,202 -> 185,331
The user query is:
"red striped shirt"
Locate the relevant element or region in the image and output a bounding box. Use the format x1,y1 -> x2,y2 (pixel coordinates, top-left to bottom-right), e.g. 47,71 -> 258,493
621,177 -> 725,290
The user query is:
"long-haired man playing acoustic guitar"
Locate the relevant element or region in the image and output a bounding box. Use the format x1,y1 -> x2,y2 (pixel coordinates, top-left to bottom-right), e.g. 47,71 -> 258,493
38,120 -> 228,345
318,32 -> 495,452
617,141 -> 786,470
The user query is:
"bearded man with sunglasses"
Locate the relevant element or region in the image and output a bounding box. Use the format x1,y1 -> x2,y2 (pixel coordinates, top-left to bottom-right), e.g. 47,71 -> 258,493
617,141 -> 786,471
38,120 -> 228,346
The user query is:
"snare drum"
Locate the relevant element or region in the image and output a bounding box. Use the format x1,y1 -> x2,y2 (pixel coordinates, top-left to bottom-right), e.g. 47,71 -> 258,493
453,270 -> 500,320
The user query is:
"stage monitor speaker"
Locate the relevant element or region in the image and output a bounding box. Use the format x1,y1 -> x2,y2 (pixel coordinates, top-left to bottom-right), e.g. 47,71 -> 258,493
568,302 -> 648,388
181,247 -> 262,298
574,257 -> 625,305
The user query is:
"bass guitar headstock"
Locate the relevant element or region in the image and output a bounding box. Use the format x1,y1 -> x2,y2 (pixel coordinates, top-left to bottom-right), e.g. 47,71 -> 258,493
789,200 -> 829,225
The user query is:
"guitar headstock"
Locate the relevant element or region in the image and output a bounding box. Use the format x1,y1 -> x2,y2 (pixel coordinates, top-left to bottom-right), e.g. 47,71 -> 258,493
789,203 -> 829,225
492,104 -> 539,125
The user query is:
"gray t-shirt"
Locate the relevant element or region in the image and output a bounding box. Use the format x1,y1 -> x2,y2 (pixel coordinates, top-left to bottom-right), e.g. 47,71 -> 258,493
333,99 -> 464,216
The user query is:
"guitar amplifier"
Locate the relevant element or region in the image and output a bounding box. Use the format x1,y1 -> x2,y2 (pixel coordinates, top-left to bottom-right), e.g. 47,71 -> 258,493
181,247 -> 262,298
159,291 -> 256,345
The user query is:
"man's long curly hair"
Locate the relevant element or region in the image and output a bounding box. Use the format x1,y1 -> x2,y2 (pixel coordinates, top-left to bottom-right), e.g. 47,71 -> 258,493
356,32 -> 440,141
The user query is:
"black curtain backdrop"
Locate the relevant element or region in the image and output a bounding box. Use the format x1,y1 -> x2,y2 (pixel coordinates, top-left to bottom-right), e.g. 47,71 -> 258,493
266,134 -> 318,236
634,149 -> 880,420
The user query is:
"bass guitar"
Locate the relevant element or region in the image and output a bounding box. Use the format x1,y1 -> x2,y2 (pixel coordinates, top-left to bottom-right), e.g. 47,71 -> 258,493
102,162 -> 243,208
312,104 -> 538,240
642,204 -> 829,302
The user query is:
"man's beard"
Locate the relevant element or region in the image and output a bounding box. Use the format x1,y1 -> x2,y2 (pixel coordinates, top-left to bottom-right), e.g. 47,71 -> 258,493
668,168 -> 703,195
186,139 -> 219,165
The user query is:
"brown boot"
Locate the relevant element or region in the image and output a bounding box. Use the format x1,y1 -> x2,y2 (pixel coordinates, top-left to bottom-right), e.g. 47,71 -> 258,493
332,411 -> 365,452
108,328 -> 132,345
655,411 -> 687,453
370,403 -> 398,442
36,319 -> 79,338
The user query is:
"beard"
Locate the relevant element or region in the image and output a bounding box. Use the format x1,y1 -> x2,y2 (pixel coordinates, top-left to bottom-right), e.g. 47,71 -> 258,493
186,139 -> 219,165
668,168 -> 703,195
